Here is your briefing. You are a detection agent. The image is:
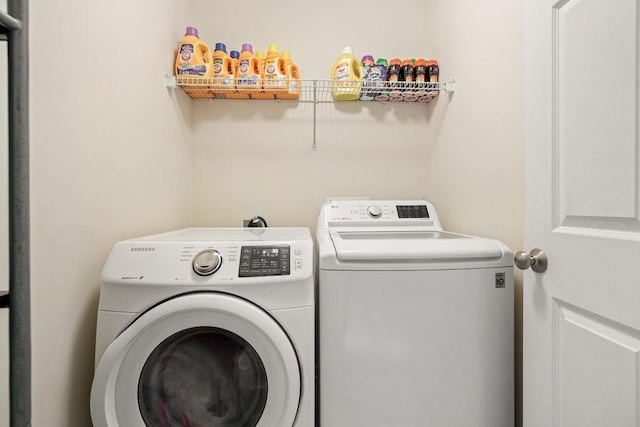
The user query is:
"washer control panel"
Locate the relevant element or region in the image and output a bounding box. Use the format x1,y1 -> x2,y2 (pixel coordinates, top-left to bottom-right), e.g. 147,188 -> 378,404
396,204 -> 430,219
324,200 -> 436,227
239,245 -> 290,277
366,205 -> 383,218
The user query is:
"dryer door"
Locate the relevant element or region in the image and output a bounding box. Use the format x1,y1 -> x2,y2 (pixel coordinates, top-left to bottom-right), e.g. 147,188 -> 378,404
90,293 -> 301,427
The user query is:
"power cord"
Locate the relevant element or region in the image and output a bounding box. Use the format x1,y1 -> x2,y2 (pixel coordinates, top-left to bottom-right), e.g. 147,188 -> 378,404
248,216 -> 268,228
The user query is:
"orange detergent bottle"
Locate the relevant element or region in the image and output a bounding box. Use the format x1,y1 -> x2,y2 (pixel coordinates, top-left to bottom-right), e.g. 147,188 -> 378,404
211,42 -> 235,98
174,26 -> 213,99
236,43 -> 262,98
262,43 -> 288,96
277,51 -> 301,100
226,49 -> 248,99
251,50 -> 273,99
230,50 -> 240,72
175,26 -> 212,77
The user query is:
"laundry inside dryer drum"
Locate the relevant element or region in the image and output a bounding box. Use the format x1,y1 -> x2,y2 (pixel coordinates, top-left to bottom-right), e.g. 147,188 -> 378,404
138,327 -> 268,426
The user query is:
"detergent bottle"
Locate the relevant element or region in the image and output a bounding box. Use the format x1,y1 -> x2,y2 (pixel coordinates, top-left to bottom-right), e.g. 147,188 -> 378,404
360,55 -> 377,101
175,26 -> 213,99
211,42 -> 235,98
252,50 -> 273,99
331,46 -> 363,101
263,44 -> 287,96
374,58 -> 389,102
236,43 -> 262,98
255,50 -> 266,74
226,50 -> 248,99
230,50 -> 240,71
175,26 -> 212,77
278,51 -> 301,100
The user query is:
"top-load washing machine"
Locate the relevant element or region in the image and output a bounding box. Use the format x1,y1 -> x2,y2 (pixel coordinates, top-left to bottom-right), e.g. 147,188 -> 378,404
90,227 -> 314,427
317,200 -> 514,427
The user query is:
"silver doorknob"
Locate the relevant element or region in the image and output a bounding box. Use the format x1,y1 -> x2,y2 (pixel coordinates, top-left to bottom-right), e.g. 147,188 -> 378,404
514,248 -> 548,273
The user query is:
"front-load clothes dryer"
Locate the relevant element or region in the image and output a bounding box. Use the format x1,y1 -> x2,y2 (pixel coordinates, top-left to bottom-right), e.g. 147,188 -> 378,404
90,227 -> 314,427
317,200 -> 514,427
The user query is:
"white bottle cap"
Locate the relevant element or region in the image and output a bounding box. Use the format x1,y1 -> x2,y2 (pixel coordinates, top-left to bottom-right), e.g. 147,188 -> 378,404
342,46 -> 353,54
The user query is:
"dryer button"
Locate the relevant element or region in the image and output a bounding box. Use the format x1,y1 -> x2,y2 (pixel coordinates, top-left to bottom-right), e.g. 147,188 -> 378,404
193,249 -> 223,276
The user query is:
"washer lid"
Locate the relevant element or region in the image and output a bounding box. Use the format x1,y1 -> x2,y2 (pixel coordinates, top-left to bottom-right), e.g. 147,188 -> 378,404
330,231 -> 504,261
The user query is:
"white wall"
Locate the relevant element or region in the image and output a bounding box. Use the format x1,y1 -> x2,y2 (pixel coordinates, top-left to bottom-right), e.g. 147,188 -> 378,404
189,0 -> 523,247
26,1 -> 193,425
0,0 -> 523,425
189,0 -> 523,421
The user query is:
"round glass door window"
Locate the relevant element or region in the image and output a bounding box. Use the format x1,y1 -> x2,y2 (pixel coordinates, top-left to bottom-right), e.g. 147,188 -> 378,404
138,327 -> 268,426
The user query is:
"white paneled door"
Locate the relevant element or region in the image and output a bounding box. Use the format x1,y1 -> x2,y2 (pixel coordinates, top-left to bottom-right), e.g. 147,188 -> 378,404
524,0 -> 640,426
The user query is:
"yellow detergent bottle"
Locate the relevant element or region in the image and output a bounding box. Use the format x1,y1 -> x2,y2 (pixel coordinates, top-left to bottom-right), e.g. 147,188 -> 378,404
211,42 -> 235,98
174,26 -> 213,99
236,43 -> 262,98
331,46 -> 363,101
277,51 -> 301,100
263,43 -> 288,97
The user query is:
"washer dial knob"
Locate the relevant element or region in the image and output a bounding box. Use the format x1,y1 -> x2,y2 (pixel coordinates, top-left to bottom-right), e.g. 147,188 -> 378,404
192,249 -> 222,276
367,205 -> 383,218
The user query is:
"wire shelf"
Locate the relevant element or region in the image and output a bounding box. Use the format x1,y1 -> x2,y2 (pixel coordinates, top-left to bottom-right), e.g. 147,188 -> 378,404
169,76 -> 454,104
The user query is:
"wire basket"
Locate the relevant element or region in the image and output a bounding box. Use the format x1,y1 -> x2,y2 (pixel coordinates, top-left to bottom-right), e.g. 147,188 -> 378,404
174,76 -> 449,103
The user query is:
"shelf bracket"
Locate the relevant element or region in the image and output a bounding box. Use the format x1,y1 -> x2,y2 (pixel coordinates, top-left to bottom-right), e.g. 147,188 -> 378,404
445,78 -> 457,93
164,74 -> 177,89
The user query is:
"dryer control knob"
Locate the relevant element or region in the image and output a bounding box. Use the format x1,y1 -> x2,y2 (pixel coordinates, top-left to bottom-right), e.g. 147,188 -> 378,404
192,249 -> 223,276
367,205 -> 383,218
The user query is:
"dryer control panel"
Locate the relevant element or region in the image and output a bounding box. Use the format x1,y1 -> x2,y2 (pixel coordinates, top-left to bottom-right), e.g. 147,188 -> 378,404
102,228 -> 312,286
239,245 -> 290,277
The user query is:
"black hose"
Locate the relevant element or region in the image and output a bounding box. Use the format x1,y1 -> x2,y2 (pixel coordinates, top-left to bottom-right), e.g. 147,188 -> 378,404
248,216 -> 268,227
